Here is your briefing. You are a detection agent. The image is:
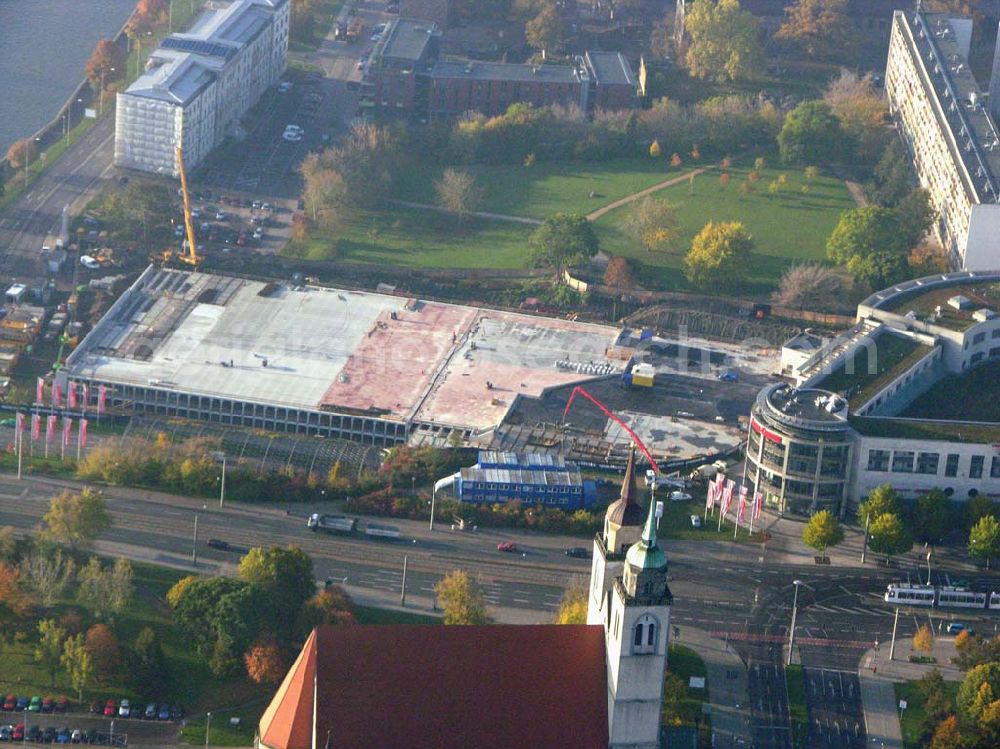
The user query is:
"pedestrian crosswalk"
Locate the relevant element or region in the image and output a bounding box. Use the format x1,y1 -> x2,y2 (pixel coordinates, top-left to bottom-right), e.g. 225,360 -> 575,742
808,603 -> 891,617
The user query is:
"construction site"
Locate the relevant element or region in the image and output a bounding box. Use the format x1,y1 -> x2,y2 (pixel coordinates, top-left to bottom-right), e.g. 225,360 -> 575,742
59,266 -> 764,463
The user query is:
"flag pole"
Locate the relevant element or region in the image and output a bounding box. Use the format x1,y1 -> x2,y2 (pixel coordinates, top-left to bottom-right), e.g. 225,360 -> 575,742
717,489 -> 725,533
16,423 -> 22,481
733,502 -> 740,540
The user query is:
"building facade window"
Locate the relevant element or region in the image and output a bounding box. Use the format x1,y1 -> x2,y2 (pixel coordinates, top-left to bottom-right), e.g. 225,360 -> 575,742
945,454 -> 960,477
992,456 -> 1000,479
916,453 -> 940,475
867,449 -> 890,472
892,451 -> 915,473
631,614 -> 658,655
973,332 -> 986,345
970,455 -> 985,479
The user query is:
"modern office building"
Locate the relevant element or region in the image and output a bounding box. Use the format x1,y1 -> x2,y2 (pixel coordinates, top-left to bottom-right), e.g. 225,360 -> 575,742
114,0 -> 289,176
751,271 -> 1000,516
362,18 -> 637,119
885,11 -> 1000,269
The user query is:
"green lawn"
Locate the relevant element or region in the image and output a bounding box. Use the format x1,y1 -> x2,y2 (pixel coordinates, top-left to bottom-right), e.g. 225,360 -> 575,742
785,664 -> 809,749
901,360 -> 1000,421
593,162 -> 855,295
393,159 -> 684,221
285,208 -> 534,268
895,678 -> 960,749
353,606 -> 439,625
667,644 -> 709,726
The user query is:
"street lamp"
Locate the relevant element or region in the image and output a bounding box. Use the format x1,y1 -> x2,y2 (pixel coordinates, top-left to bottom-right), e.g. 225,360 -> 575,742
787,579 -> 803,666
99,67 -> 116,116
429,486 -> 436,531
211,451 -> 226,508
205,712 -> 211,749
65,97 -> 83,146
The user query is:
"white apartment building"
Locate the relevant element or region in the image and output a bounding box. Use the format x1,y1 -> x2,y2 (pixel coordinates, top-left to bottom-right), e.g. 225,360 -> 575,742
885,11 -> 1000,270
115,0 -> 289,177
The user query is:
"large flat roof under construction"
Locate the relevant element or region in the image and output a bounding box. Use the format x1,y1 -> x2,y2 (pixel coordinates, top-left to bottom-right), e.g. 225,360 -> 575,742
64,267 -> 621,432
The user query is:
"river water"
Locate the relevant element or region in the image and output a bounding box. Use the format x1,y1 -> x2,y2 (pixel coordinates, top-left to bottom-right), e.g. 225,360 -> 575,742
0,0 -> 139,155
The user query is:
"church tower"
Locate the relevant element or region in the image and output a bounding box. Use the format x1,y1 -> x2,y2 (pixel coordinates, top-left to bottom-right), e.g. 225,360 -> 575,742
587,447 -> 645,627
605,482 -> 672,749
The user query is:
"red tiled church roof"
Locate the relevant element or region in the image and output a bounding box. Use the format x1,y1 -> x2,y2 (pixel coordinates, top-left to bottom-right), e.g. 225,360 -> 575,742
258,624 -> 609,749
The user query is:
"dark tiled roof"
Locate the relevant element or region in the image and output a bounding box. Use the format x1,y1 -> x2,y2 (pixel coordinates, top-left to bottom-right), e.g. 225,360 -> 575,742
605,447 -> 643,526
307,624 -> 608,749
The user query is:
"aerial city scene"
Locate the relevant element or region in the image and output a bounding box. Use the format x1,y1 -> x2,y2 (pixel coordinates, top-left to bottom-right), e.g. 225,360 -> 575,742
3,0 -> 1000,747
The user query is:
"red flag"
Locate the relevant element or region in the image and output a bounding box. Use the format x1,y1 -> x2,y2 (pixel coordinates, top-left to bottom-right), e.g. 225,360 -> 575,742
68,382 -> 77,410
15,413 -> 25,441
36,377 -> 44,403
52,383 -> 62,409
737,486 -> 748,523
753,491 -> 763,521
705,482 -> 716,511
62,418 -> 72,447
79,419 -> 88,449
31,414 -> 40,441
45,415 -> 56,444
721,480 -> 736,515
81,383 -> 89,408
98,385 -> 107,414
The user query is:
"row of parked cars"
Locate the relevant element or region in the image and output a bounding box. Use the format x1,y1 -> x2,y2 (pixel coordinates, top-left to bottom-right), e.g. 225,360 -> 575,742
89,700 -> 181,721
0,725 -> 93,743
1,697 -> 67,714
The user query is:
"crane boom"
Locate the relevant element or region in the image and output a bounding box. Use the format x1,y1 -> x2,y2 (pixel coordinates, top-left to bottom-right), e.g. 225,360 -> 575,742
175,145 -> 201,267
562,385 -> 660,474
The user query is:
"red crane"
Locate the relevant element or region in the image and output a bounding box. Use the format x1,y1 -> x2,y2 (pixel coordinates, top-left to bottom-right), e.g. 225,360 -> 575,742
561,385 -> 660,474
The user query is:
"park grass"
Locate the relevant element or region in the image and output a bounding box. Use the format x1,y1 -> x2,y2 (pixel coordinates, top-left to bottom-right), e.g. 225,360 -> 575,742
593,161 -> 855,296
785,664 -> 809,749
895,679 -> 960,749
393,158 -> 685,221
667,644 -> 709,726
353,606 -> 440,625
284,208 -> 534,268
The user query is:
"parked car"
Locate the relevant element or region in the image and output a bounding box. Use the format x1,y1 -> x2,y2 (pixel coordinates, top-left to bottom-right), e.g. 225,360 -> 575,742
81,730 -> 98,744
947,622 -> 972,635
70,730 -> 82,744
717,370 -> 739,382
118,699 -> 131,718
564,547 -> 589,559
14,697 -> 28,712
12,725 -> 24,741
42,727 -> 57,743
206,538 -> 230,551
669,491 -> 693,502
26,726 -> 41,742
3,695 -> 15,711
144,703 -> 157,720
0,726 -> 12,741
170,706 -> 184,720
40,697 -> 53,713
56,727 -> 71,744
690,515 -> 702,528
497,542 -> 517,553
103,700 -> 116,717
157,705 -> 171,721
54,697 -> 68,714
27,696 -> 41,713
89,701 -> 102,715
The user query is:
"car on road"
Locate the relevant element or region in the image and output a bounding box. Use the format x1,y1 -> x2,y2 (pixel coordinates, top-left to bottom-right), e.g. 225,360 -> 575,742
80,255 -> 101,270
207,538 -> 231,551
690,515 -> 702,528
103,700 -> 116,717
565,547 -> 589,559
947,622 -> 972,635
28,696 -> 41,713
277,81 -> 292,93
497,542 -> 517,553
717,370 -> 739,382
282,131 -> 303,142
118,699 -> 131,718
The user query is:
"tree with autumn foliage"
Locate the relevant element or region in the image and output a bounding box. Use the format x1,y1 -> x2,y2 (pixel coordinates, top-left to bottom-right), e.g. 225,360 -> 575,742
603,256 -> 636,289
295,586 -> 356,638
5,139 -> 37,171
434,570 -> 492,625
0,562 -> 33,636
555,582 -> 587,624
85,624 -> 122,683
622,197 -> 679,254
775,0 -> 856,62
85,40 -> 126,91
244,638 -> 286,684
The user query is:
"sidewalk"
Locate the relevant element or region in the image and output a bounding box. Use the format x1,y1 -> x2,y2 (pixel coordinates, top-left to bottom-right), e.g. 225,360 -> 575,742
858,634 -> 963,749
680,628 -> 752,748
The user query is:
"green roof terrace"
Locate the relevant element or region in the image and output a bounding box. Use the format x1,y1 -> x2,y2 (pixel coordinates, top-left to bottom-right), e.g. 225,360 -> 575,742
814,332 -> 932,410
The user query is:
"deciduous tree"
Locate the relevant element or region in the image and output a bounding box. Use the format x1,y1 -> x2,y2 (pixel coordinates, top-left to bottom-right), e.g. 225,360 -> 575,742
295,586 -> 356,637
969,515 -> 1000,569
929,715 -> 965,749
434,169 -> 485,224
525,6 -> 565,52
244,639 -> 286,684
685,0 -> 764,82
775,0 -> 855,61
683,220 -> 754,289
895,188 -> 937,249
802,510 -> 844,560
859,483 -> 897,526
128,626 -> 168,693
35,619 -> 67,688
915,489 -> 952,544
84,624 -> 121,683
914,624 -> 935,654
0,562 -> 33,634
824,70 -> 890,164
0,526 -> 16,562
77,557 -> 134,621
434,570 -> 492,625
958,662 -> 1000,723
826,206 -> 909,287
555,582 -> 587,624
165,575 -> 199,609
603,256 -> 636,288
965,495 -> 997,530
778,100 -> 849,164
238,546 -> 315,630
529,213 -> 599,271
21,549 -> 75,607
61,634 -> 93,702
772,263 -> 846,312
868,512 -> 912,564
5,139 -> 37,171
84,40 -> 125,90
41,488 -> 112,551
621,197 -> 679,254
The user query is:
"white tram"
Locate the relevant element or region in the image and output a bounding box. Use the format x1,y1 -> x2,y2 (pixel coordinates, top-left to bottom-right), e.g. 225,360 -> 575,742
885,583 -> 997,609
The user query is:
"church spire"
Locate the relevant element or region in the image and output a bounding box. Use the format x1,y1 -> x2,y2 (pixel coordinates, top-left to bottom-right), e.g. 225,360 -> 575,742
641,487 -> 659,551
604,446 -> 644,529
626,491 -> 668,572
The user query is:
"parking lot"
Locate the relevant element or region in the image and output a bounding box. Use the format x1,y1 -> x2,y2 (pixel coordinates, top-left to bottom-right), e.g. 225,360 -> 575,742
0,701 -> 182,745
177,191 -> 294,257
